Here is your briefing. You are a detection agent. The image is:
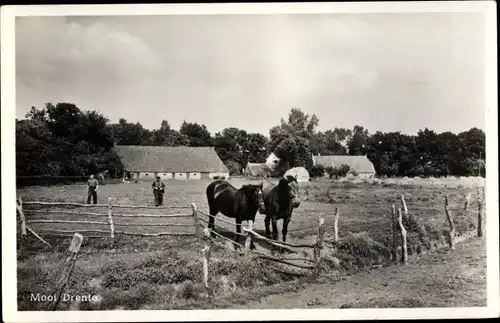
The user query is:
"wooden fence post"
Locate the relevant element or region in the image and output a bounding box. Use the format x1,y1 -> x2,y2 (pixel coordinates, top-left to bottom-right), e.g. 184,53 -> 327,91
201,228 -> 211,289
244,220 -> 253,257
17,197 -> 27,237
49,233 -> 83,311
108,197 -> 115,238
396,208 -> 408,265
313,217 -> 326,276
464,192 -> 472,211
192,203 -> 200,238
333,207 -> 339,244
477,188 -> 483,237
391,204 -> 397,262
400,194 -> 408,218
444,196 -> 455,249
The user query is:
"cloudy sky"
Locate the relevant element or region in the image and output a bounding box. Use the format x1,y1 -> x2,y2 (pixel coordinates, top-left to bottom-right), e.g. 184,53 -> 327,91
15,12 -> 486,137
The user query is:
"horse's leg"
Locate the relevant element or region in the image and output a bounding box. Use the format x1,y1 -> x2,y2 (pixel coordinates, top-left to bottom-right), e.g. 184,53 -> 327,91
271,218 -> 279,241
249,219 -> 257,250
282,217 -> 291,243
264,215 -> 272,239
280,217 -> 291,254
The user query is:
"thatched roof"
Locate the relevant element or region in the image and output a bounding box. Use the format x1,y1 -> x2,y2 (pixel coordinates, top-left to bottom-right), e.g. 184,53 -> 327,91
245,163 -> 273,177
313,155 -> 376,174
114,145 -> 229,173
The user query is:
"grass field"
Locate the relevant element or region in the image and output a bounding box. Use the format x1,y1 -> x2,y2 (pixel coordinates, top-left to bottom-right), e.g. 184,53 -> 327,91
16,178 -> 486,310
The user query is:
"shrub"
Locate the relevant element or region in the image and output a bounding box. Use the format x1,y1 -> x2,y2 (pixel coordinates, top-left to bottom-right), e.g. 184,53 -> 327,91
309,164 -> 325,178
325,164 -> 351,179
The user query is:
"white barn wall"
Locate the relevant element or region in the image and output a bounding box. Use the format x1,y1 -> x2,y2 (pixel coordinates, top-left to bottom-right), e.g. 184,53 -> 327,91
139,172 -> 155,180
189,172 -> 201,180
158,172 -> 173,179
175,172 -> 187,180
209,172 -> 229,179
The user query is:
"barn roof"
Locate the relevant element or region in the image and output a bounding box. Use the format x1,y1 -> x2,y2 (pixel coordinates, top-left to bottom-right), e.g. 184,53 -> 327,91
245,163 -> 273,177
114,145 -> 229,173
314,155 -> 376,174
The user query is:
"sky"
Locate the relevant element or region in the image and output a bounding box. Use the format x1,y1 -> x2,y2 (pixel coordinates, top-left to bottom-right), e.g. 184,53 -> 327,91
15,12 -> 487,137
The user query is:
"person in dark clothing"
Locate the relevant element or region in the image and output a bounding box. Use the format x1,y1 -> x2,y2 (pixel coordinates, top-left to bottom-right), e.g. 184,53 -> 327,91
152,176 -> 166,207
87,174 -> 99,204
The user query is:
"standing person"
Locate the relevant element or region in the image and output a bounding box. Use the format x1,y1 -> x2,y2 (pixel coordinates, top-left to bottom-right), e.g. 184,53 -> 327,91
87,174 -> 99,204
152,176 -> 166,207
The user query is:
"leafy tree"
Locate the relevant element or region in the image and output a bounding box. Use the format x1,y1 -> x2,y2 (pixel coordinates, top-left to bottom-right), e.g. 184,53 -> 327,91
347,125 -> 370,156
150,120 -> 190,146
213,127 -> 267,174
16,103 -> 123,177
180,121 -> 213,147
109,118 -> 152,145
268,108 -> 317,173
310,129 -> 350,156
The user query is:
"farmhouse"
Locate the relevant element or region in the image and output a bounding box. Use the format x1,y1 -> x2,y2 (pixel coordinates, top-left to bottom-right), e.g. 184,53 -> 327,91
312,154 -> 376,178
244,163 -> 274,177
114,145 -> 230,181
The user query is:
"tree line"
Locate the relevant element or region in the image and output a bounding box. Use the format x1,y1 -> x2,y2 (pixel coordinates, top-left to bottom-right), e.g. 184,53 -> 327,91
16,102 -> 485,179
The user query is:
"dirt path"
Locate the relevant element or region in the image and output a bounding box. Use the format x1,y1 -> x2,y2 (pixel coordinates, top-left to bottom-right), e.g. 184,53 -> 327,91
237,237 -> 487,309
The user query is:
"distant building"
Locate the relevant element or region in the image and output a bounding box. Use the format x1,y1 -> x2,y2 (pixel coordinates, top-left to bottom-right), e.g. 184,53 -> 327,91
265,152 -> 280,166
285,167 -> 310,182
114,146 -> 230,181
244,163 -> 273,177
312,154 -> 376,178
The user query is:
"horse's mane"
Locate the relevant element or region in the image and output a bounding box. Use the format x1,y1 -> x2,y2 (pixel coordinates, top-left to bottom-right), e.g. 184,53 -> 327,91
236,184 -> 262,207
240,184 -> 261,192
284,175 -> 298,183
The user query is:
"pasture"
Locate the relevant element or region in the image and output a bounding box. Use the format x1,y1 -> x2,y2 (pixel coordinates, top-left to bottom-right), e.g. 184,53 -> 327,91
16,178 -> 486,310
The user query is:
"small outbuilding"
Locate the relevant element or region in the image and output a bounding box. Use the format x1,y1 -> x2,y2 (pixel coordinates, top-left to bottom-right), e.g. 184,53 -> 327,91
244,163 -> 273,177
285,167 -> 310,182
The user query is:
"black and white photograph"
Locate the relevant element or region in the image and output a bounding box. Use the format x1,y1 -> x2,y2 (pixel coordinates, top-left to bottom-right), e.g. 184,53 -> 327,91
1,2 -> 498,322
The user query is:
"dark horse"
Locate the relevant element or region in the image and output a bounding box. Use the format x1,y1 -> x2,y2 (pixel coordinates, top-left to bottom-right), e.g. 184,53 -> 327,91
260,175 -> 301,245
206,180 -> 265,247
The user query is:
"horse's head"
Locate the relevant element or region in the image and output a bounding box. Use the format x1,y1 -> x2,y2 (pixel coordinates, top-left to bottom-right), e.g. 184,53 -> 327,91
279,175 -> 300,208
243,183 -> 265,214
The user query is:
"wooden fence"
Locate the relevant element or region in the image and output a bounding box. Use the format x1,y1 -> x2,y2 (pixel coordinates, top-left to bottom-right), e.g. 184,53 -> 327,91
17,197 -> 197,240
17,186 -> 485,286
389,191 -> 485,265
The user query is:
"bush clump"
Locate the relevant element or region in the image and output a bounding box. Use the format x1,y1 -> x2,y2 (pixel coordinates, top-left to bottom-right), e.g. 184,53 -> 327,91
325,164 -> 351,179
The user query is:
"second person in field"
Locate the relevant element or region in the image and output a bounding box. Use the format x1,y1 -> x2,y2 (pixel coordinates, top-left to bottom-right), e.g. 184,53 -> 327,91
152,176 -> 166,207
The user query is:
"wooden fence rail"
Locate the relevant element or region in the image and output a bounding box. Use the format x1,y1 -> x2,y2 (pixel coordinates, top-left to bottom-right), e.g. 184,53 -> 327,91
27,220 -> 109,225
243,228 -> 316,250
197,209 -> 238,226
22,200 -> 188,209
